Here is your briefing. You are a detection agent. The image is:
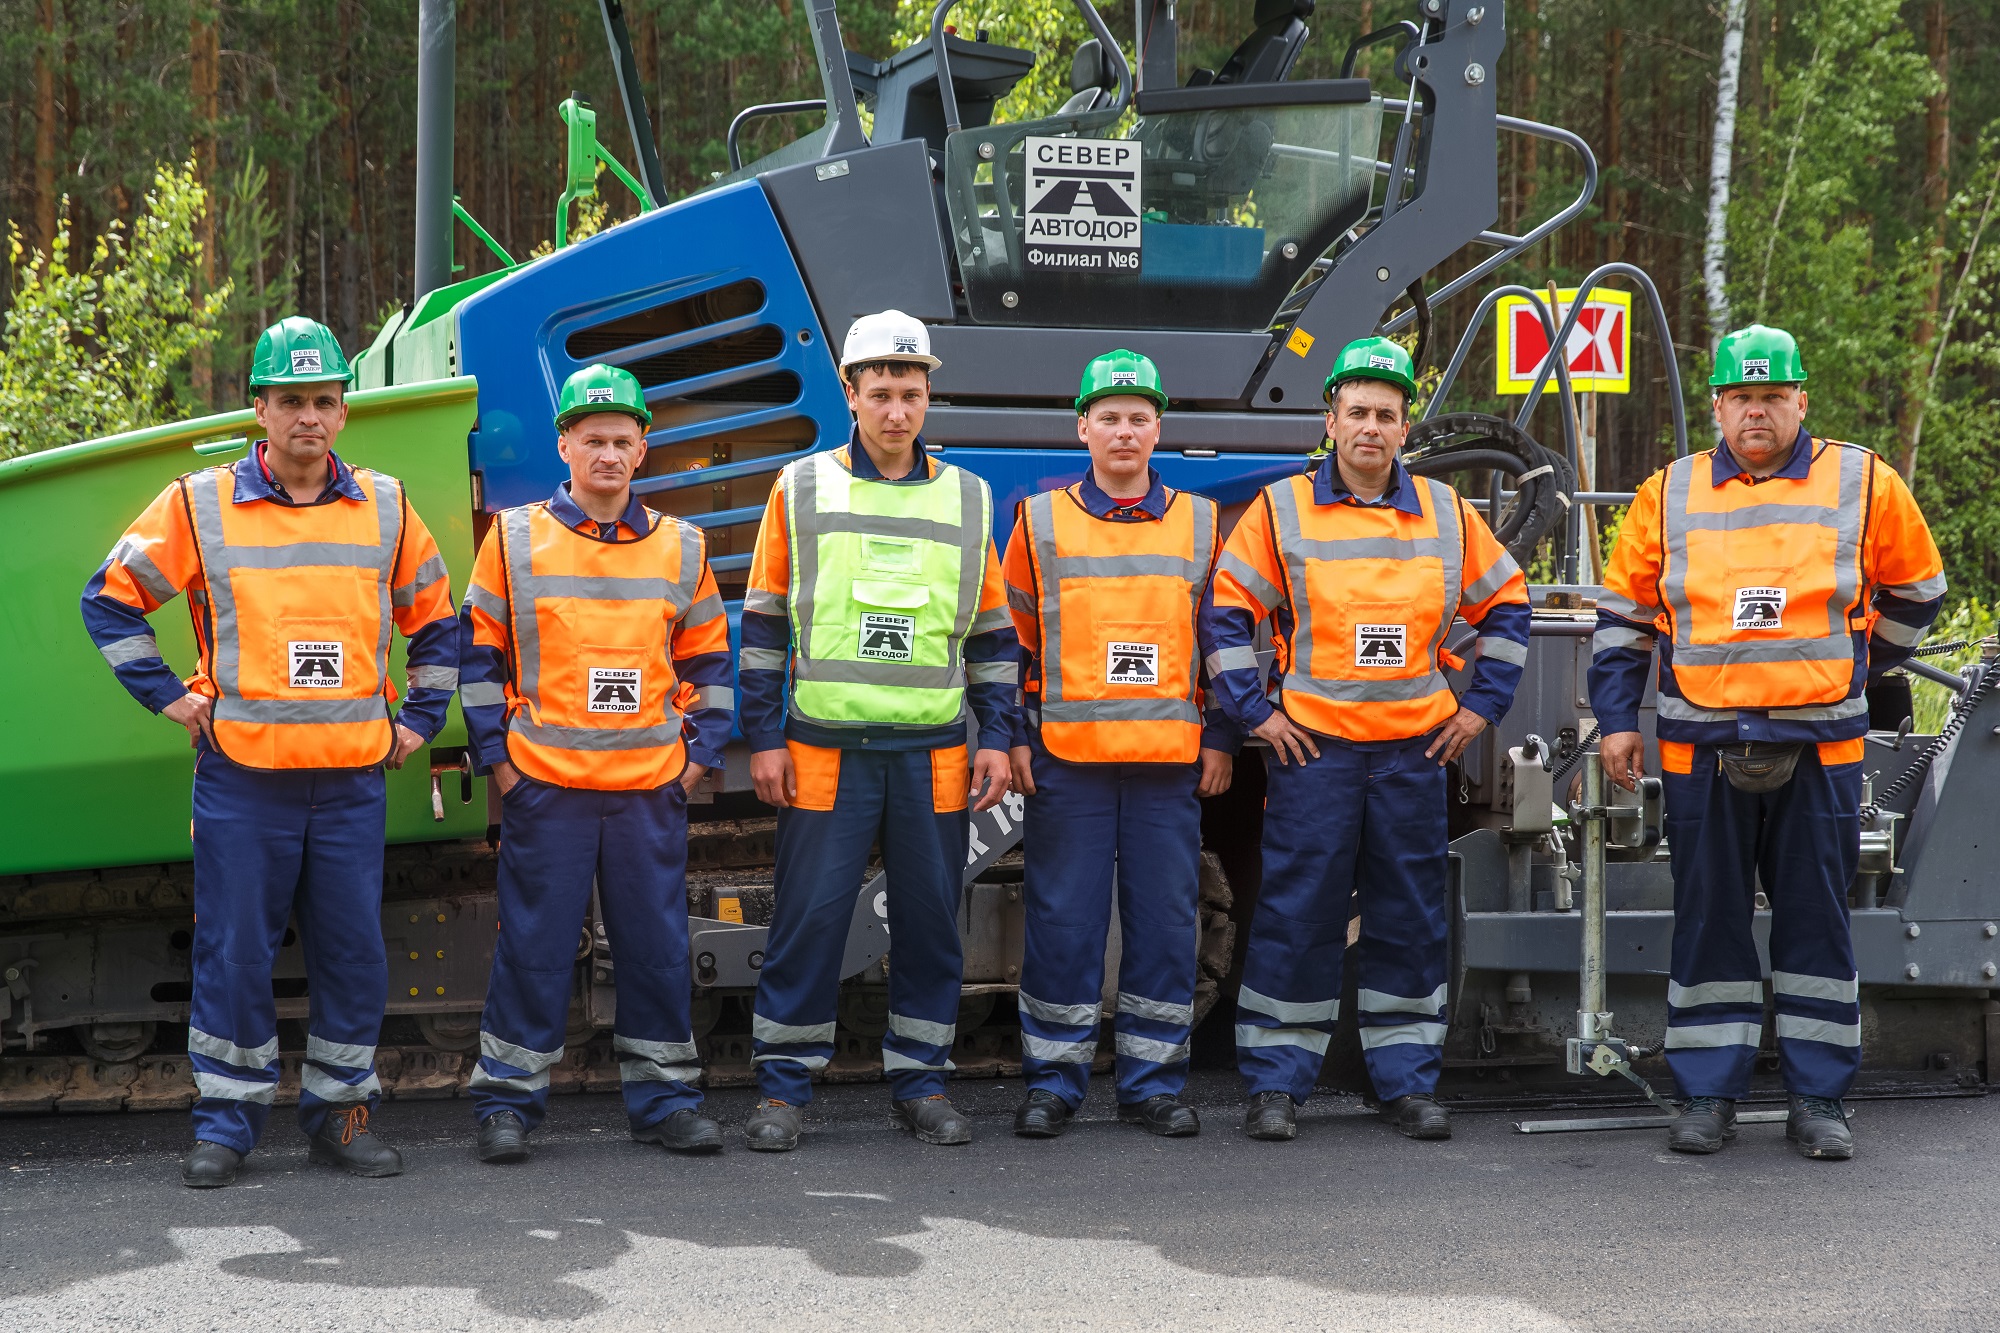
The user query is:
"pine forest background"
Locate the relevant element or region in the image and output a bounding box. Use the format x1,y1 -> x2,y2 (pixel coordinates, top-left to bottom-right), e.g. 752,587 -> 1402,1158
2,1 -> 1998,615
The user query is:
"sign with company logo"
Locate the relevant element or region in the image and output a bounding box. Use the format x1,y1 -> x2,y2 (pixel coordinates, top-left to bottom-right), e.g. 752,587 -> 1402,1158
1105,641 -> 1160,685
1733,587 -> 1786,631
289,641 -> 343,689
1023,137 -> 1141,273
588,667 -> 642,713
1354,624 -> 1407,668
1495,287 -> 1632,395
858,612 -> 916,662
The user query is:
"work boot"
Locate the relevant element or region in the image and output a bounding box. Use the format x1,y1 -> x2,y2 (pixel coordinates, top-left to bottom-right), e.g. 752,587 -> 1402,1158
1119,1095 -> 1201,1138
307,1105 -> 403,1178
1243,1090 -> 1298,1141
744,1099 -> 802,1152
477,1111 -> 530,1164
1667,1096 -> 1737,1154
1013,1089 -> 1074,1139
891,1094 -> 973,1145
1381,1094 -> 1452,1140
181,1140 -> 242,1189
634,1108 -> 724,1154
1786,1095 -> 1855,1161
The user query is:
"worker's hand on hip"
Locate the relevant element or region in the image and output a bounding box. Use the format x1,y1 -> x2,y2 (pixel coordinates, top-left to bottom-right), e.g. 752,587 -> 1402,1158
679,761 -> 708,796
1425,707 -> 1489,766
751,748 -> 796,808
970,747 -> 1011,813
161,692 -> 214,750
1599,730 -> 1646,792
1196,747 -> 1234,797
1252,709 -> 1320,766
385,723 -> 425,770
1009,745 -> 1036,797
490,760 -> 522,796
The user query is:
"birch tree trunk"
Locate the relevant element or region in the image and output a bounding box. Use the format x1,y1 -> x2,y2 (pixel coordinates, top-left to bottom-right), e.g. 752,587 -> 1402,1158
1702,0 -> 1748,348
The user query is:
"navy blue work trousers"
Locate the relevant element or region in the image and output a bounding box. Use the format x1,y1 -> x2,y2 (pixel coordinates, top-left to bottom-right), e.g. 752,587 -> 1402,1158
469,775 -> 701,1133
186,754 -> 388,1154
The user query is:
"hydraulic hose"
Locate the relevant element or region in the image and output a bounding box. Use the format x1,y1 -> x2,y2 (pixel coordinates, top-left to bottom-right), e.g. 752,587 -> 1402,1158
1403,412 -> 1575,565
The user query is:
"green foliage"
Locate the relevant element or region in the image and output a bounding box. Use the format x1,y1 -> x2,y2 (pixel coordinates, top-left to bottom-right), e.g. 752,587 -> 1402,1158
1908,599 -> 1996,734
0,162 -> 229,460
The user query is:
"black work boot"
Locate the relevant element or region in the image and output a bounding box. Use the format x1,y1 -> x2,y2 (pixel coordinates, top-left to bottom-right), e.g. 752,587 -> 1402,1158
1119,1095 -> 1201,1137
477,1111 -> 530,1164
308,1105 -> 403,1178
1786,1095 -> 1855,1161
634,1108 -> 724,1154
1667,1096 -> 1738,1154
1243,1090 -> 1298,1141
181,1140 -> 242,1189
1381,1094 -> 1452,1140
891,1094 -> 973,1145
744,1099 -> 803,1152
1013,1089 -> 1074,1138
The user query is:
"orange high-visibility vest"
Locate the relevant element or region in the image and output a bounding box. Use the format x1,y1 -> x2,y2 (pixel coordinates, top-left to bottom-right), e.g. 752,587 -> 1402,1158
182,464 -> 407,770
1655,439 -> 1872,719
1265,471 -> 1465,741
493,503 -> 708,790
1018,485 -> 1217,764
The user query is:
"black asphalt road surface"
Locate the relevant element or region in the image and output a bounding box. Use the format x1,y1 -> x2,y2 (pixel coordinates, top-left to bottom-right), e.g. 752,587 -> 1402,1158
2,1071 -> 1994,1331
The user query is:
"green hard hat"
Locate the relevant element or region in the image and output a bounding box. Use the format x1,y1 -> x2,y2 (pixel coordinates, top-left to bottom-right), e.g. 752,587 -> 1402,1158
1323,336 -> 1418,402
1710,324 -> 1808,388
1075,348 -> 1168,414
248,316 -> 353,387
555,363 -> 652,429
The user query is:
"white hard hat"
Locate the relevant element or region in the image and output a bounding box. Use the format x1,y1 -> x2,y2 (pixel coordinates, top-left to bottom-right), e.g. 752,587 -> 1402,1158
840,309 -> 942,374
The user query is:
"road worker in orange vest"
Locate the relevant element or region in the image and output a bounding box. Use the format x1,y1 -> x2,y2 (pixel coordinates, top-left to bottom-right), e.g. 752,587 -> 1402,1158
1202,336 -> 1531,1144
1002,349 -> 1236,1140
457,363 -> 735,1164
1590,325 -> 1944,1161
81,316 -> 461,1188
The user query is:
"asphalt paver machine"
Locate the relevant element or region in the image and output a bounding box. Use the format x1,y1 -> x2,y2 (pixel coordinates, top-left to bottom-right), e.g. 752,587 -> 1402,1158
2,0 -> 1993,1116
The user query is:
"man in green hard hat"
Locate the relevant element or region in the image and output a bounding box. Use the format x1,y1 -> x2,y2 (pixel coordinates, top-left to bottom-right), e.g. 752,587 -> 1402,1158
82,315 -> 461,1186
1203,333 -> 1530,1143
457,361 -> 734,1164
1001,349 -> 1236,1140
1591,324 -> 1945,1161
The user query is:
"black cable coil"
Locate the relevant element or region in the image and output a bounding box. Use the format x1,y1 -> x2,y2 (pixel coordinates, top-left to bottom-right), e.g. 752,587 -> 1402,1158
1402,412 -> 1577,566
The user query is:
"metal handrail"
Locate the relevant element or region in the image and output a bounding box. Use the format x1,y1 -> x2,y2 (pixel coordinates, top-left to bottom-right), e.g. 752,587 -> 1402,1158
727,100 -> 828,171
931,0 -> 1130,135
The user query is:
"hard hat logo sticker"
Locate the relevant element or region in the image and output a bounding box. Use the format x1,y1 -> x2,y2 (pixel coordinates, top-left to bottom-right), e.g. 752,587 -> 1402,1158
1733,587 -> 1787,631
1105,641 -> 1159,686
289,348 -> 323,376
588,667 -> 642,713
858,612 -> 916,663
892,335 -> 921,354
1369,354 -> 1399,370
1741,358 -> 1771,381
585,386 -> 615,404
1109,371 -> 1139,387
1354,624 -> 1407,668
289,641 -> 344,689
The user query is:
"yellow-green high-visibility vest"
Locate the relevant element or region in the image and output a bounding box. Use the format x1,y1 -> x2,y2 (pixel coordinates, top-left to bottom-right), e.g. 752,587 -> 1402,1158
782,448 -> 992,728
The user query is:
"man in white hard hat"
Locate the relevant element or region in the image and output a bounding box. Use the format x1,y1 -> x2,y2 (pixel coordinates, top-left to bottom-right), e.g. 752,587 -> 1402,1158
736,310 -> 1019,1151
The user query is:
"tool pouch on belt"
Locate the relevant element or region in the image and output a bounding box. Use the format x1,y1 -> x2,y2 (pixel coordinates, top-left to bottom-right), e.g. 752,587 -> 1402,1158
1716,742 -> 1804,793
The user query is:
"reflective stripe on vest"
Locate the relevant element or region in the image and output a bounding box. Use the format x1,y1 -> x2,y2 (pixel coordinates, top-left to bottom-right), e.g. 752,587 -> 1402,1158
1268,472 -> 1463,741
498,503 -> 705,789
184,465 -> 401,769
1025,485 -> 1215,764
1657,440 -> 1869,711
783,450 -> 992,728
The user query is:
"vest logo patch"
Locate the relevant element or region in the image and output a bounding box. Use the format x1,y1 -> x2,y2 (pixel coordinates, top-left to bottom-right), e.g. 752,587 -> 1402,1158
1105,641 -> 1159,685
584,386 -> 615,404
858,612 -> 916,662
1355,624 -> 1407,668
1734,586 -> 1787,630
1740,357 -> 1771,381
588,667 -> 642,713
289,641 -> 343,689
289,348 -> 323,376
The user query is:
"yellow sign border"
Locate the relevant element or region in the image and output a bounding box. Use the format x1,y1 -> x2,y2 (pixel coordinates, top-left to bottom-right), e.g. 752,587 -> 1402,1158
1494,287 -> 1633,395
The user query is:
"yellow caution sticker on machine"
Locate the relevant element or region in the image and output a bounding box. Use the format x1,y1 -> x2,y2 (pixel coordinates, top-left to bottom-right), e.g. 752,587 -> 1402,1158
716,895 -> 744,924
1286,327 -> 1316,359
